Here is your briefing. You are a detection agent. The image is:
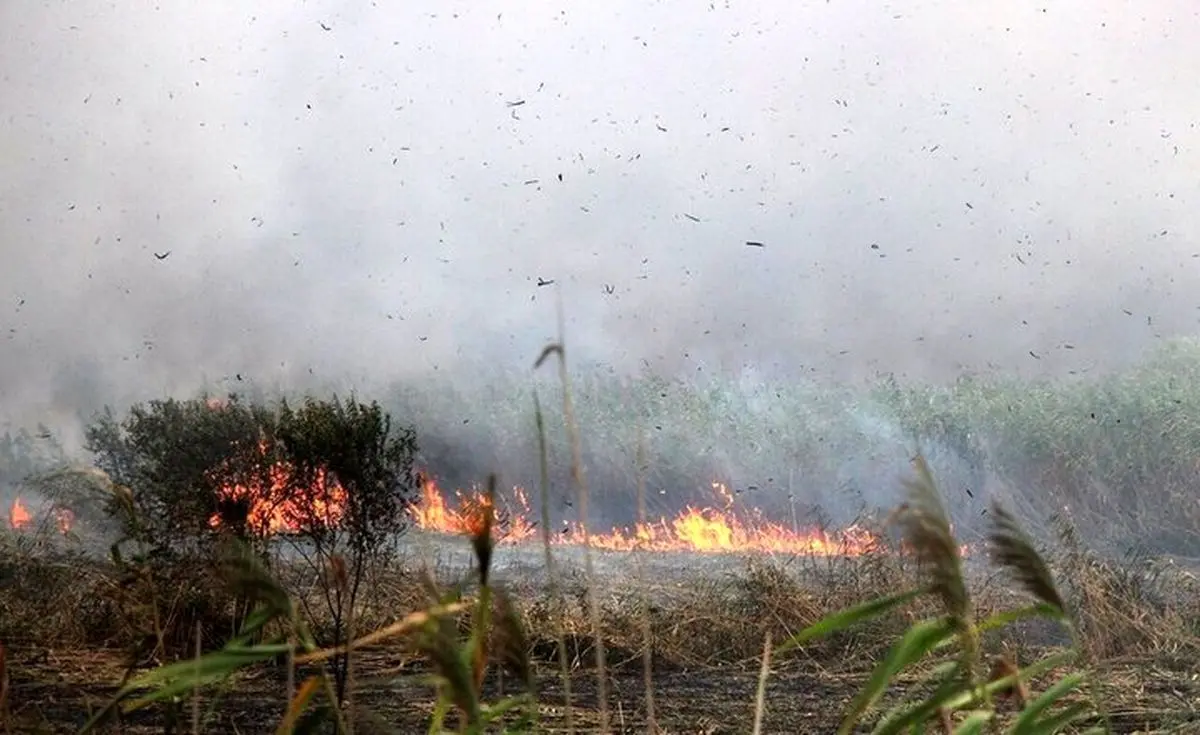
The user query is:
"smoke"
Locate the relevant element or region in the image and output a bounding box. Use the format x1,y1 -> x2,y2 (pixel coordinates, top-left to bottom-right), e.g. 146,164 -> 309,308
3,1 -> 1200,485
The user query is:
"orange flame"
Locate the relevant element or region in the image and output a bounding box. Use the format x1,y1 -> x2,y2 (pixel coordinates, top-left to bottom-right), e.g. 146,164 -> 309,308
7,497 -> 73,534
9,498 -> 31,529
409,477 -> 887,556
202,456 -> 918,557
206,442 -> 347,535
409,479 -> 538,543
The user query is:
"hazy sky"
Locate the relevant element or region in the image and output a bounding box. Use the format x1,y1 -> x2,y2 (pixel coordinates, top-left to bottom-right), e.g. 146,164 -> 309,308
3,0 -> 1200,430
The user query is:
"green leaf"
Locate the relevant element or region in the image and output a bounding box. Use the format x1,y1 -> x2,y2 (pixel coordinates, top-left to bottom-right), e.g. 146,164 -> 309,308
837,616 -> 958,735
235,605 -> 282,639
976,603 -> 1066,634
934,650 -> 1078,713
1023,702 -> 1095,734
427,688 -> 451,735
776,587 -> 925,656
78,643 -> 292,732
871,658 -> 960,732
873,673 -> 965,734
1013,672 -> 1087,734
951,710 -> 993,734
122,644 -> 291,709
481,693 -> 535,723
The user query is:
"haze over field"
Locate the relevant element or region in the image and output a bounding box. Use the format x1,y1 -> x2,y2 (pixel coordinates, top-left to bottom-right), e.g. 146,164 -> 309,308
2,0 -> 1199,437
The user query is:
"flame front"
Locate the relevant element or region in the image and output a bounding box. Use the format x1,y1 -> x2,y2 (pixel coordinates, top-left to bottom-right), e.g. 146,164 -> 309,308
9,498 -> 31,529
409,479 -> 538,543
410,478 -> 885,556
202,455 -> 889,557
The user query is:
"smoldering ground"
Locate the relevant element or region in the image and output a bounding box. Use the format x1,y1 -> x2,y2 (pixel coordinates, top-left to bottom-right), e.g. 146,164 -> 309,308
2,1 -> 1200,544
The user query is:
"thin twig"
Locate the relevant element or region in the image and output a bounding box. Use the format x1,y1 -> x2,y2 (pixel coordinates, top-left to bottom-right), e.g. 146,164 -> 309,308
635,424 -> 658,733
534,390 -> 573,734
537,294 -> 609,732
192,621 -> 201,734
752,633 -> 772,735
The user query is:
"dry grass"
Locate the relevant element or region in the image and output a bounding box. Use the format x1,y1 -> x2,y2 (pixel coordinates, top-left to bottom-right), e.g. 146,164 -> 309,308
2,519 -> 1199,732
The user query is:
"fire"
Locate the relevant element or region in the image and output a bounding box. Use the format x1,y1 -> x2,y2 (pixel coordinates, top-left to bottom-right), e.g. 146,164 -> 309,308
200,452 -> 896,557
7,497 -> 73,534
9,498 -> 31,529
410,478 -> 538,543
583,508 -> 882,556
409,477 -> 886,557
206,442 -> 348,535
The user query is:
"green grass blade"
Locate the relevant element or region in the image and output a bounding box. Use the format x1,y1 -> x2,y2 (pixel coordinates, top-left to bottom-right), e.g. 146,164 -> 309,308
427,684 -> 451,734
1023,701 -> 1095,734
235,605 -> 282,640
976,603 -> 1066,634
873,667 -> 964,735
481,693 -> 535,722
1013,672 -> 1087,734
129,644 -> 291,695
872,659 -> 960,733
122,644 -> 293,710
78,643 -> 293,731
873,676 -> 964,735
951,710 -> 993,734
934,650 -> 1078,713
777,587 -> 925,656
837,616 -> 958,735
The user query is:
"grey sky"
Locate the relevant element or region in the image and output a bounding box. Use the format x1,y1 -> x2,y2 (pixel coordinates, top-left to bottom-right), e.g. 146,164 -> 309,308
2,0 -> 1199,432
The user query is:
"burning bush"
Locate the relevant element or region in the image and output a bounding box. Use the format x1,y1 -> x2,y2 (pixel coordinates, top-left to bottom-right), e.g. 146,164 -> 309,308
84,392 -> 420,703
85,396 -> 283,552
85,394 -> 418,548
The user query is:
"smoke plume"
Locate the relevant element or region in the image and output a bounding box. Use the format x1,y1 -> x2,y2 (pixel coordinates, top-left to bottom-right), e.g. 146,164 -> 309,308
2,1 -> 1199,528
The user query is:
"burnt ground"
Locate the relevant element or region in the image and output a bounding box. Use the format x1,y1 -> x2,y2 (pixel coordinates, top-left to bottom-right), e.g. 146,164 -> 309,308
8,646 -> 862,734
10,644 -> 1199,733
6,534 -> 1200,732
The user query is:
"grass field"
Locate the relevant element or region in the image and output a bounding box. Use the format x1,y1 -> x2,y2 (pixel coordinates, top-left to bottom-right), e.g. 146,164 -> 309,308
4,527 -> 1199,732
4,339 -> 1200,732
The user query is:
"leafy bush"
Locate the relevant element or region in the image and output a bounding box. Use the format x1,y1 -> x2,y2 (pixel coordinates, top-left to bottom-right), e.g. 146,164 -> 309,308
84,396 -> 283,553
271,395 -> 420,703
82,477 -> 533,735
81,393 -> 420,698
